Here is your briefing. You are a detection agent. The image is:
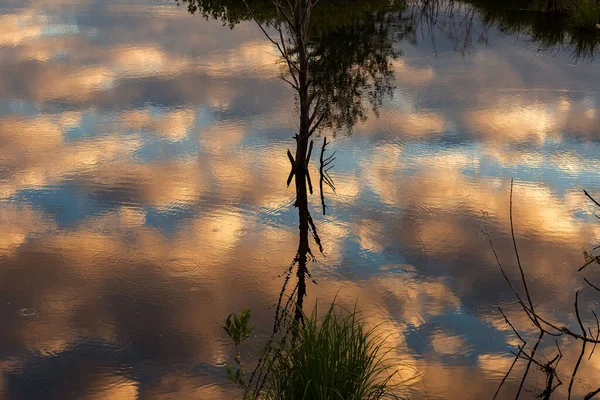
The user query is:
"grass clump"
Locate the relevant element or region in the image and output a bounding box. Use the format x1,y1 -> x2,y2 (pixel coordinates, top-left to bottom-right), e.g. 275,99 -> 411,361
532,0 -> 573,13
569,0 -> 600,28
241,302 -> 402,400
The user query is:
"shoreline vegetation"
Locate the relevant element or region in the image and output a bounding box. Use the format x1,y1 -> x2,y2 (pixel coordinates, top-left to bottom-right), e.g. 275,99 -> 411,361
224,303 -> 403,399
463,0 -> 600,29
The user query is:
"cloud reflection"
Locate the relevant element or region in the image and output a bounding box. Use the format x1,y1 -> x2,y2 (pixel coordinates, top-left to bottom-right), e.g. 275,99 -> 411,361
0,0 -> 599,398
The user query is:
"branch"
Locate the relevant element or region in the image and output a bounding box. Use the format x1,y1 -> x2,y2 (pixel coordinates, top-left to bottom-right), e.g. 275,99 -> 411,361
585,189 -> 600,208
585,387 -> 600,400
305,139 -> 313,167
286,149 -> 295,187
307,113 -> 325,136
516,331 -> 544,399
510,179 -> 537,319
499,307 -> 526,344
493,349 -> 521,400
568,290 -> 587,400
281,76 -> 299,90
585,278 -> 600,292
242,0 -> 302,78
579,255 -> 600,272
319,137 -> 336,215
296,113 -> 324,142
589,310 -> 599,361
306,169 -> 313,195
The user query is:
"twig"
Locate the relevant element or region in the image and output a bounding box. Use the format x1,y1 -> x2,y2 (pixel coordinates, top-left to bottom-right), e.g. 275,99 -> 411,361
510,179 -> 537,319
585,387 -> 600,400
305,169 -> 313,195
585,190 -> 600,208
493,350 -> 521,400
494,307 -> 527,400
589,310 -> 599,361
579,256 -> 600,272
318,137 -> 336,215
286,149 -> 296,187
305,140 -> 313,167
516,331 -> 544,399
568,290 -> 587,400
499,307 -> 526,344
585,278 -> 600,293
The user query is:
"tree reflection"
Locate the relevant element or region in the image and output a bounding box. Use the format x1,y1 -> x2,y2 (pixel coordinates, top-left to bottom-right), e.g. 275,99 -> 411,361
178,0 -> 406,133
178,0 -> 406,326
475,5 -> 600,61
415,0 -> 600,60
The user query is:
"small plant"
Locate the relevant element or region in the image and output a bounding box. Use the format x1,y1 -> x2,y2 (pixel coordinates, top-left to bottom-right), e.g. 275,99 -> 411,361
223,308 -> 255,386
246,302 -> 402,399
569,0 -> 600,28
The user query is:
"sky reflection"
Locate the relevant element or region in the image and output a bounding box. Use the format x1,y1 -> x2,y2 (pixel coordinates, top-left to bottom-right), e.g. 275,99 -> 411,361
0,0 -> 600,399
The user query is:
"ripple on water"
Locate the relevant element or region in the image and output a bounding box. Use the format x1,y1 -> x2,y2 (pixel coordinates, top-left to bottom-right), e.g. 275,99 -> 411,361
380,105 -> 412,148
20,308 -> 36,317
158,258 -> 201,278
379,264 -> 417,275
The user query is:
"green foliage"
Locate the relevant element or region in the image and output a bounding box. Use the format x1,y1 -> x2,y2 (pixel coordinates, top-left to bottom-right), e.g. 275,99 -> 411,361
246,302 -> 402,400
175,0 -> 273,27
531,0 -> 573,13
467,0 -> 600,29
569,0 -> 600,28
223,309 -> 255,386
307,12 -> 403,135
224,308 -> 255,347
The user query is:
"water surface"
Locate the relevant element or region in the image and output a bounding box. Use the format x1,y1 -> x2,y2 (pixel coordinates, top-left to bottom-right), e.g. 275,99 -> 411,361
1,0 -> 600,398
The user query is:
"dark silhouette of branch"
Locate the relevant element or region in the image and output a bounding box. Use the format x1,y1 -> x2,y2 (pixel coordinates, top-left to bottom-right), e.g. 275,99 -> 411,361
305,169 -> 313,195
516,331 -> 544,398
493,307 -> 527,400
487,182 -> 600,399
585,190 -> 600,208
319,137 -> 335,215
568,290 -> 588,400
499,307 -> 526,344
492,349 -> 520,400
589,310 -> 600,361
510,179 -> 537,320
585,387 -> 600,400
305,140 -> 313,167
287,149 -> 296,187
585,278 -> 600,293
579,255 -> 600,272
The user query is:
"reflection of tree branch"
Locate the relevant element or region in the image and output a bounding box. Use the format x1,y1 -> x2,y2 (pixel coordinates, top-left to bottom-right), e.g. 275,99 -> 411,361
306,210 -> 322,254
486,181 -> 600,399
319,137 -> 336,215
493,307 -> 527,400
586,278 -> 600,293
568,290 -> 587,400
510,179 -> 538,322
589,310 -> 600,361
586,387 -> 600,400
512,339 -> 562,400
286,149 -> 295,187
241,0 -> 302,77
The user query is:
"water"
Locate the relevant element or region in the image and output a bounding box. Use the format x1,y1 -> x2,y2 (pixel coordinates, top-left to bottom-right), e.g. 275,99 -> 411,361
1,0 -> 600,398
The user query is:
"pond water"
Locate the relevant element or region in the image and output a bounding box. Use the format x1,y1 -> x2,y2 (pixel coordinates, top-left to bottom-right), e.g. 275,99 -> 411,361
1,0 -> 600,398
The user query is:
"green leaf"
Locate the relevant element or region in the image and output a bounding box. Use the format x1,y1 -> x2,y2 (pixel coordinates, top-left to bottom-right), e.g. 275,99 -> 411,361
225,363 -> 235,381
